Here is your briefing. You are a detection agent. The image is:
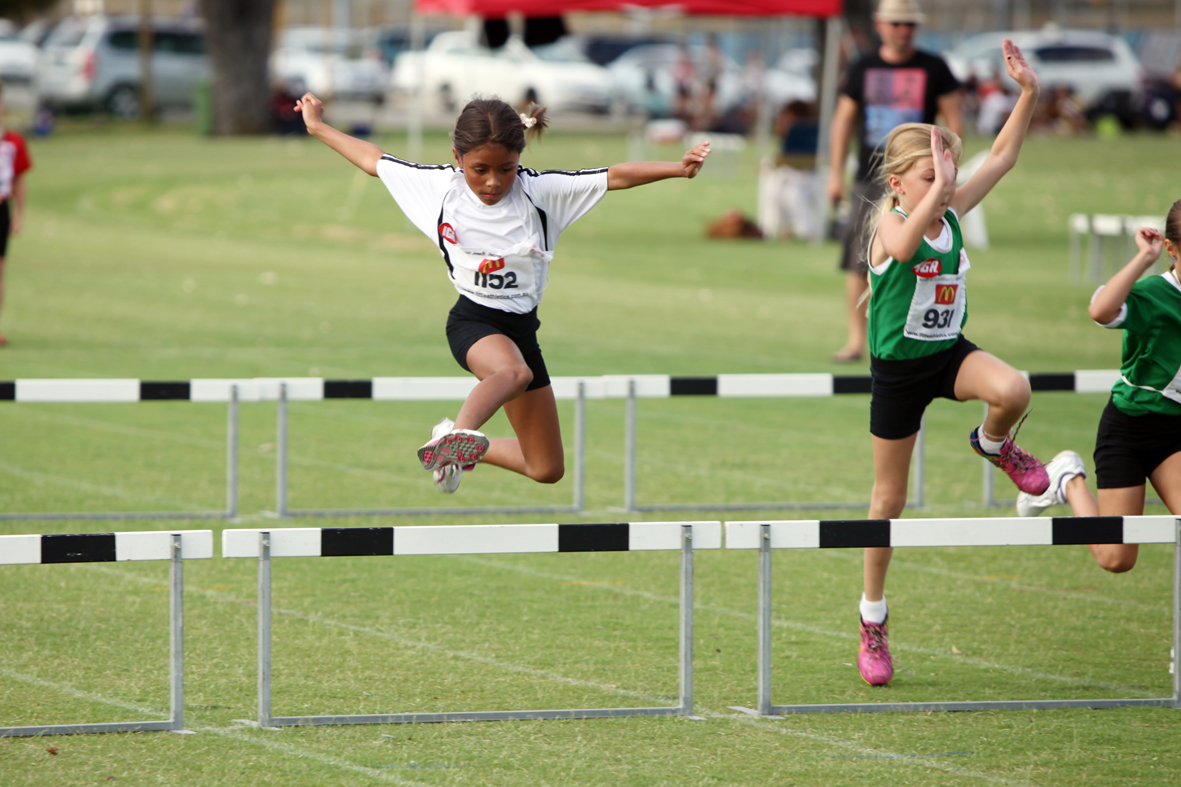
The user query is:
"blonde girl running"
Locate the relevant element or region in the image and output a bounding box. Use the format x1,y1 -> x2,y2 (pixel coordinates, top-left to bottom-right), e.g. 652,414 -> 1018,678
856,39 -> 1044,686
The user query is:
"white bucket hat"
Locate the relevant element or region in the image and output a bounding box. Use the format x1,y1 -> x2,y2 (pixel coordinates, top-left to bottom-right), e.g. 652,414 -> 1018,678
875,0 -> 927,24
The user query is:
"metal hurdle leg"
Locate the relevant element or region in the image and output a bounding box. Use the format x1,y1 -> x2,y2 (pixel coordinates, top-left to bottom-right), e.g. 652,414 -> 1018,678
733,521 -> 1181,716
274,381 -> 587,517
275,384 -> 288,519
679,523 -> 695,717
0,534 -> 190,736
258,531 -> 273,728
227,385 -> 239,520
251,525 -> 695,726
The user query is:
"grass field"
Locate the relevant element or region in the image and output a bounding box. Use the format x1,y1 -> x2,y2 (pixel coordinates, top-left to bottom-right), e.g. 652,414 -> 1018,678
2,122 -> 1180,785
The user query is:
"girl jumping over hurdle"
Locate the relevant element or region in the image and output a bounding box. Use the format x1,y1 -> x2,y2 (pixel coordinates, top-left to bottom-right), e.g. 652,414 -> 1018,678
295,94 -> 709,493
1014,203 -> 1181,574
856,39 -> 1045,686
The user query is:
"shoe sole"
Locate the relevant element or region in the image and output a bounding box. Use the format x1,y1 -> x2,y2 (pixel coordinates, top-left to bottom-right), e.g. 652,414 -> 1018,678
418,430 -> 489,471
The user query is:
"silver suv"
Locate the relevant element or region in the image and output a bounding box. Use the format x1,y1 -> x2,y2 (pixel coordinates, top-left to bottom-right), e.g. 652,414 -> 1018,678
36,15 -> 210,117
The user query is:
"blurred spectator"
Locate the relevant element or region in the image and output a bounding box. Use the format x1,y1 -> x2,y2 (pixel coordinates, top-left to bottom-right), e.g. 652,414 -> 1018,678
273,79 -> 305,135
975,73 -> 1017,135
1033,84 -> 1087,135
826,0 -> 962,363
759,100 -> 820,239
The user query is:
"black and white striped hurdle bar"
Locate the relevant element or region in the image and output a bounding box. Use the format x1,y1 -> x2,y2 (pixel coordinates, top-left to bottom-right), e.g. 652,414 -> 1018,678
724,516 -> 1181,716
0,370 -> 1126,403
223,522 -> 719,728
0,530 -> 213,738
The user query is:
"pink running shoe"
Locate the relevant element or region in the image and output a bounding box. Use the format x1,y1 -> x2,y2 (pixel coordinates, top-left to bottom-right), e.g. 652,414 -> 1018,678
858,616 -> 893,686
969,414 -> 1049,496
418,428 -> 489,471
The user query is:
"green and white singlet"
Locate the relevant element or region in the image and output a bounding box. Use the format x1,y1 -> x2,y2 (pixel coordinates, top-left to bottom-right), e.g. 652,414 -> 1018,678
1096,269 -> 1181,418
868,207 -> 970,361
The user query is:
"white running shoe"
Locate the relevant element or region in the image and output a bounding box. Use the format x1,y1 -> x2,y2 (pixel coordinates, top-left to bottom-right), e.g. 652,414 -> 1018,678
1016,450 -> 1087,517
434,462 -> 462,494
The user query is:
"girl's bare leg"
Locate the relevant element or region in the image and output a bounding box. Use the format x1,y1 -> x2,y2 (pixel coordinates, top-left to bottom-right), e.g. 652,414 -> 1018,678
455,334 -> 564,483
1095,486 -> 1144,573
864,432 -> 918,602
456,334 -> 535,430
952,350 -> 1030,437
1091,451 -> 1181,573
833,271 -> 868,362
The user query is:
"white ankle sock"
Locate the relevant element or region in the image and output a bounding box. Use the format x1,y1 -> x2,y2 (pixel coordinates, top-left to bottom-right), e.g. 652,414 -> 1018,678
860,594 -> 888,624
975,426 -> 1006,455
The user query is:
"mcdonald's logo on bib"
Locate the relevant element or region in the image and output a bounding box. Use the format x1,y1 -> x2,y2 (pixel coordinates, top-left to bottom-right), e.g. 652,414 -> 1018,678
479,258 -> 505,274
935,284 -> 958,304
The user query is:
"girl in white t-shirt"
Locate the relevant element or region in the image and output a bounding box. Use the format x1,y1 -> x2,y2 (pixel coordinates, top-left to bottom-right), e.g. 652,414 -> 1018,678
296,94 -> 709,493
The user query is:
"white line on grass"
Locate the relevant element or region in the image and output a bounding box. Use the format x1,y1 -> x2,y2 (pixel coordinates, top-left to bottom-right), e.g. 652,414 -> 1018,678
0,462 -> 210,510
0,667 -> 431,786
457,555 -> 1159,696
727,712 -> 1041,787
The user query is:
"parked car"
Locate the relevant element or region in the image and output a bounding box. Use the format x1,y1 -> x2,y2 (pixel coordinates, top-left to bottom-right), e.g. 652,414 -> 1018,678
371,26 -> 444,68
0,27 -> 37,83
607,43 -> 745,117
270,26 -> 389,103
36,15 -> 209,117
391,30 -> 614,114
946,28 -> 1144,126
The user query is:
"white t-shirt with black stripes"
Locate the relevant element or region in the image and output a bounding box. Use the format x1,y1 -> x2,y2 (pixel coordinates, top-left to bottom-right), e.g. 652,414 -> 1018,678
376,155 -> 608,313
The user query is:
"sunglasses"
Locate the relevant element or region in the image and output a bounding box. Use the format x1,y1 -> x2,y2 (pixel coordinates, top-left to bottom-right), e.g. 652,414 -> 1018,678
888,21 -> 918,28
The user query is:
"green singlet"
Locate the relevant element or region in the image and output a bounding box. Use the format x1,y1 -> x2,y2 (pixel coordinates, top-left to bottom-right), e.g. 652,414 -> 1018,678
868,208 -> 970,362
1100,270 -> 1181,417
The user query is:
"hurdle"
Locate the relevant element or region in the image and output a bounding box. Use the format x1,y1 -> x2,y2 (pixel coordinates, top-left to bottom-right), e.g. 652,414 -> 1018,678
268,377 -> 591,517
0,379 -> 242,521
1069,213 -> 1165,284
222,521 -> 720,726
618,374 -> 910,513
0,529 -> 213,736
725,516 -> 1180,715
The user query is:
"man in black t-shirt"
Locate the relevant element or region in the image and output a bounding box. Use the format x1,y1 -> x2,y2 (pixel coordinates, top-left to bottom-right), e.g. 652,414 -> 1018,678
827,0 -> 962,363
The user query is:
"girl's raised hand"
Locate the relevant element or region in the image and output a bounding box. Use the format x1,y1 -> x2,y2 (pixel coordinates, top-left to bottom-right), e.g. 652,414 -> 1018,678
294,92 -> 324,130
930,126 -> 955,190
1134,227 -> 1164,262
1002,39 -> 1039,92
681,141 -> 710,179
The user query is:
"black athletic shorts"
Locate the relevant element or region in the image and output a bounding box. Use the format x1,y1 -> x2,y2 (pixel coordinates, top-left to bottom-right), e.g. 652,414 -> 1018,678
0,200 -> 11,258
869,335 -> 981,440
445,295 -> 551,392
1094,396 -> 1181,488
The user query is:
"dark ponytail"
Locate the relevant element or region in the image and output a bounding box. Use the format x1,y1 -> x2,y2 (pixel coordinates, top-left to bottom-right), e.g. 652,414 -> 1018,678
452,97 -> 548,156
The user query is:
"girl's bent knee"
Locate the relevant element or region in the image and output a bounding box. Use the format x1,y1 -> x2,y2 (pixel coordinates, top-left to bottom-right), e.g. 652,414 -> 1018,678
529,461 -> 564,484
1098,553 -> 1137,574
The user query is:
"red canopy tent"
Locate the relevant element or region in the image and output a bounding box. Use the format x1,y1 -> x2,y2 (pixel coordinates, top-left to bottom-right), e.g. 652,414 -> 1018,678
415,1 -> 841,17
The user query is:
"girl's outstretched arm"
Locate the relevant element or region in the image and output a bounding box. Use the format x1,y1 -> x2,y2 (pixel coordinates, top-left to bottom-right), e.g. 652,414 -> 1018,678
1088,228 -> 1164,324
606,142 -> 710,190
951,39 -> 1040,215
295,93 -> 386,177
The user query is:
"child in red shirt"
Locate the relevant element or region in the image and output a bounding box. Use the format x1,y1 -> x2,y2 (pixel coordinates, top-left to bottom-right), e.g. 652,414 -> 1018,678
0,82 -> 32,347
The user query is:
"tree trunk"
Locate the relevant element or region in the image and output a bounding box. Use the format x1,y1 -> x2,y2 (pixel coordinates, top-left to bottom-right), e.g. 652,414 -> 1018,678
198,0 -> 276,135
